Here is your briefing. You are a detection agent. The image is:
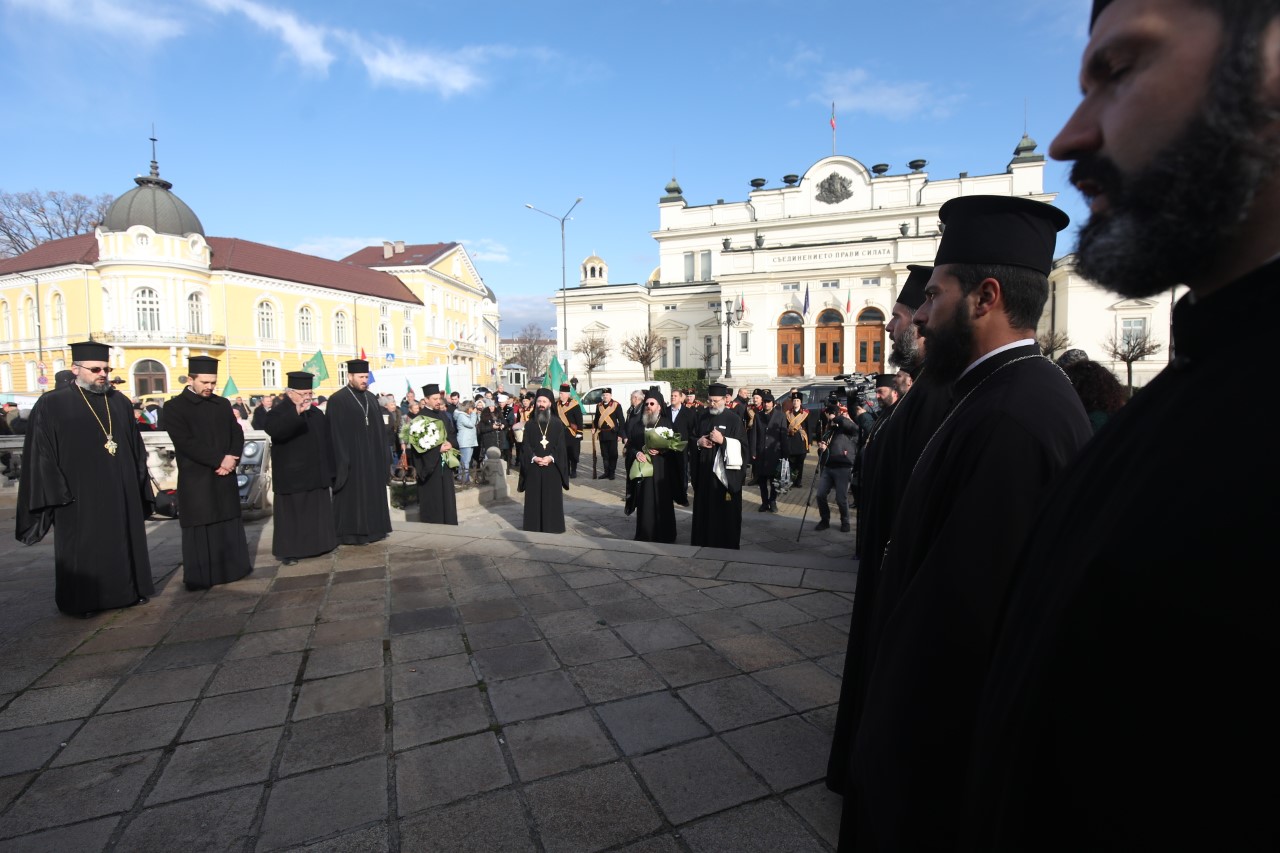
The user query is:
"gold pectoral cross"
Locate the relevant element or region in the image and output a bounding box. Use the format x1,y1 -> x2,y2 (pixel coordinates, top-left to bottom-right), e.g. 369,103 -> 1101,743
105,439 -> 118,456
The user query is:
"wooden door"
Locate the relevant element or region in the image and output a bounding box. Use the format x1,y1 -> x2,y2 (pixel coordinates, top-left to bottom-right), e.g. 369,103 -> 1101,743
816,325 -> 843,375
855,325 -> 884,374
778,327 -> 803,376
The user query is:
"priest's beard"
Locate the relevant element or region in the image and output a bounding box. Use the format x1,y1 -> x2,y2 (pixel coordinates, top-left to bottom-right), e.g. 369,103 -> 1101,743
708,404 -> 725,416
535,410 -> 551,429
76,376 -> 108,395
1073,47 -> 1278,298
888,323 -> 924,372
642,411 -> 660,428
920,301 -> 975,386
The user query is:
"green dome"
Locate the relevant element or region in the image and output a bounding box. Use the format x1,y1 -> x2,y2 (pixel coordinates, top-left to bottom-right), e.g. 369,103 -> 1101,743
103,161 -> 204,237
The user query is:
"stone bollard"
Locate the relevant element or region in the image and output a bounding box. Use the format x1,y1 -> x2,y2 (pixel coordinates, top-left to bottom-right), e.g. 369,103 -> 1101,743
481,447 -> 509,503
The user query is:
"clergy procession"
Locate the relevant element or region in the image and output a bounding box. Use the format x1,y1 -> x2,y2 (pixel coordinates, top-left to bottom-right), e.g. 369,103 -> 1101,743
6,0 -> 1277,846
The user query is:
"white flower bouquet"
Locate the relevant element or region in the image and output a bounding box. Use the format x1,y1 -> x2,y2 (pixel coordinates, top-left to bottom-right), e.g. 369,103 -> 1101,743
400,416 -> 461,469
628,426 -> 688,479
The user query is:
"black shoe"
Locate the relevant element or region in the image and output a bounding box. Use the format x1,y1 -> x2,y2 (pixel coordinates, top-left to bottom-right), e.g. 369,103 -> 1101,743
769,501 -> 779,513
814,519 -> 830,531
840,520 -> 851,532
283,558 -> 299,566
758,503 -> 770,512
135,596 -> 149,605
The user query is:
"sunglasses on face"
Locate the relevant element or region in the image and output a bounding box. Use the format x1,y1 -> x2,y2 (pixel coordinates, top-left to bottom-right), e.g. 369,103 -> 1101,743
75,365 -> 113,374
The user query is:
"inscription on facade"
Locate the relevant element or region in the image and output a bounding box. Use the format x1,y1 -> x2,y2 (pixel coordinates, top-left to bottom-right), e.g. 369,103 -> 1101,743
770,247 -> 893,267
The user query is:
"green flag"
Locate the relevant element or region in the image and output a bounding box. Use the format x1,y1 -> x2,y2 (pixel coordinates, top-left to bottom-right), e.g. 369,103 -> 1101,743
545,355 -> 564,391
302,350 -> 329,387
222,376 -> 239,397
445,367 -> 452,396
405,376 -> 413,394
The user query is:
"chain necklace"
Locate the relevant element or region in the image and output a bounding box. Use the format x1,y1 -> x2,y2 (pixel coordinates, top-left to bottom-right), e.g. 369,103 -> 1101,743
349,386 -> 370,426
77,385 -> 117,455
537,418 -> 551,450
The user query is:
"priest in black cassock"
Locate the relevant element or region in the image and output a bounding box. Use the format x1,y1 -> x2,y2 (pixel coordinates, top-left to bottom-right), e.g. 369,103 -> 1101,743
163,356 -> 253,591
16,340 -> 155,617
827,264 -> 954,796
263,371 -> 337,565
327,359 -> 392,545
689,383 -> 746,550
627,387 -> 678,543
837,196 -> 1091,851
519,387 -> 569,533
408,384 -> 458,525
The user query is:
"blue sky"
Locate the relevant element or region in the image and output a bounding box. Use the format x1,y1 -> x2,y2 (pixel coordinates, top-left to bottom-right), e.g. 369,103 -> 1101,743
0,0 -> 1094,336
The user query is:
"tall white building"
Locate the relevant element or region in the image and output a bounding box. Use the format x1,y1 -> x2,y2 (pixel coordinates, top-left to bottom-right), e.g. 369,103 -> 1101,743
555,136 -> 1177,389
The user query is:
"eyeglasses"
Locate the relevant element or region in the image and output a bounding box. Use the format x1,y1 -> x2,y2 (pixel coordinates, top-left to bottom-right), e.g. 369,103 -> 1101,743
74,364 -> 113,374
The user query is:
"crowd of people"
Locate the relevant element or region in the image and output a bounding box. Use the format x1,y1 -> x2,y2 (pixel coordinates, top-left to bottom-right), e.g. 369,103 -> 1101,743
11,1 -> 1275,845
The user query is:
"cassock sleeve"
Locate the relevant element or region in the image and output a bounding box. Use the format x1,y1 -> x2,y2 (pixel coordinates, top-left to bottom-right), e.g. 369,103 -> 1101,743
552,422 -> 569,490
264,404 -> 307,443
15,399 -> 69,545
329,395 -> 351,492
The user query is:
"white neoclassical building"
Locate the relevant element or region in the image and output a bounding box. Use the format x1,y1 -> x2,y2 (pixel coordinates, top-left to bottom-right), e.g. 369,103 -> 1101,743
554,136 -> 1177,389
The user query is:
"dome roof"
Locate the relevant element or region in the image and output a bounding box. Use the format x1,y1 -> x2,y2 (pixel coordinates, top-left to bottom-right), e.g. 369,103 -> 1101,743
103,160 -> 204,237
582,253 -> 606,266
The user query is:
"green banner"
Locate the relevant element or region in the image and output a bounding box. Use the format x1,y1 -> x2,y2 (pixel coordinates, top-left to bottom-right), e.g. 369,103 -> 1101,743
302,350 -> 330,386
222,376 -> 239,397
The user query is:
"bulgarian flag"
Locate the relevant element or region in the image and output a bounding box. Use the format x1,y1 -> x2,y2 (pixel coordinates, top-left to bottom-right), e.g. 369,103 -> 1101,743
846,290 -> 852,314
830,102 -> 837,131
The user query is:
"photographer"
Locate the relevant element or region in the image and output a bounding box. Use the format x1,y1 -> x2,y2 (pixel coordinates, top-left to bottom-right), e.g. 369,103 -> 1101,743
813,398 -> 857,532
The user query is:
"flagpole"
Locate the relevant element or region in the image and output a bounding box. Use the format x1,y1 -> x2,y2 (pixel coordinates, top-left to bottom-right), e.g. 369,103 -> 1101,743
831,101 -> 837,156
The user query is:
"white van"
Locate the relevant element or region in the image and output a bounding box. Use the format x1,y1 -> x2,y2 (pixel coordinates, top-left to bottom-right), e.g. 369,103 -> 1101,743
578,381 -> 671,421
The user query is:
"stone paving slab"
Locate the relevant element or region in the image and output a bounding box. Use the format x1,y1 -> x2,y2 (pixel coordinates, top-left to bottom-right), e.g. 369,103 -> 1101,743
0,481 -> 857,851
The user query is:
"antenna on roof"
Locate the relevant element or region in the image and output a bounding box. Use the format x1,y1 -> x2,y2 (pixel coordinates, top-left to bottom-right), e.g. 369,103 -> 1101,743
149,123 -> 160,178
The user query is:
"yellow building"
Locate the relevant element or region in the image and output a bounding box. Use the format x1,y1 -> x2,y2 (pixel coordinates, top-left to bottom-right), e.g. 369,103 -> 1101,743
0,158 -> 500,399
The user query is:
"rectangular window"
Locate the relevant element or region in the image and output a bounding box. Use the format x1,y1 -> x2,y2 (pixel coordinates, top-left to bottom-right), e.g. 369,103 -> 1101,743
704,335 -> 714,364
862,277 -> 881,287
819,342 -> 827,363
674,337 -> 682,367
859,341 -> 868,363
1121,317 -> 1147,345
590,304 -> 604,310
380,304 -> 389,317
821,280 -> 840,289
781,344 -> 789,365
664,304 -> 678,311
833,341 -> 841,362
740,331 -> 750,351
793,343 -> 801,364
700,250 -> 712,281
683,252 -> 695,282
782,282 -> 800,291
873,341 -> 882,363
707,301 -> 720,310
660,346 -> 668,369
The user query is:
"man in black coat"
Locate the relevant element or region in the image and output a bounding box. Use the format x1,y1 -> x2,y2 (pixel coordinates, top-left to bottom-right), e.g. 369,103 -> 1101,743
964,2 -> 1280,849
555,383 -> 584,478
327,359 -> 393,544
747,391 -> 785,513
837,196 -> 1091,850
690,383 -> 746,550
250,394 -> 275,430
667,389 -> 694,505
811,403 -> 857,532
163,356 -> 253,591
16,340 -> 155,616
592,388 -> 623,480
409,384 -> 457,525
520,388 -> 569,533
626,388 -> 677,543
264,373 -> 337,565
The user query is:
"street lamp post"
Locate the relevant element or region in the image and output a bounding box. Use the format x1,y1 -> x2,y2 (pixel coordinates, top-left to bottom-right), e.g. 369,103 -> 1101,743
712,298 -> 744,379
525,197 -> 582,372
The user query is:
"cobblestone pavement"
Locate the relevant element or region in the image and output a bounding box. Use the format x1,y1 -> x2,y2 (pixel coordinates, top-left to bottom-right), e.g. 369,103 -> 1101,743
0,477 -> 855,852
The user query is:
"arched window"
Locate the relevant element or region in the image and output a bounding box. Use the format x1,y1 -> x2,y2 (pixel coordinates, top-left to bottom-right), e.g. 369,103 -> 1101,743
134,359 -> 167,396
257,301 -> 276,339
857,308 -> 885,324
262,359 -> 280,388
24,296 -> 36,337
25,361 -> 36,390
817,309 -> 843,325
53,358 -> 65,372
778,311 -> 804,326
51,293 -> 65,337
378,323 -> 390,350
298,306 -> 314,344
402,326 -> 414,352
338,361 -> 349,386
0,362 -> 11,392
0,301 -> 10,341
188,293 -> 205,334
334,311 -> 349,346
134,288 -> 161,332
102,288 -> 113,328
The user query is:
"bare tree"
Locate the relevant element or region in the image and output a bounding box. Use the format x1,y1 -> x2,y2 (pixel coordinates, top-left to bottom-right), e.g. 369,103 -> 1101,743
620,330 -> 667,380
511,323 -> 552,381
572,333 -> 612,389
1,189 -> 114,258
1036,330 -> 1072,361
1103,328 -> 1163,393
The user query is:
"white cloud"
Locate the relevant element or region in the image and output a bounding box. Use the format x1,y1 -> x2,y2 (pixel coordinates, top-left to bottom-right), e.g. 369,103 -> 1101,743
3,0 -> 184,44
818,68 -> 963,121
201,0 -> 333,72
340,32 -> 480,96
458,238 -> 510,264
290,235 -> 386,260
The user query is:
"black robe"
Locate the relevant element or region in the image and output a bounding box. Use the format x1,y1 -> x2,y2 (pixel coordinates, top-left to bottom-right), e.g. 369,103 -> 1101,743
409,410 -> 458,526
828,372 -> 952,794
667,405 -> 695,504
327,385 -> 393,544
748,406 -> 786,480
16,386 -> 155,614
593,400 -> 624,479
557,398 -> 584,473
963,262 -> 1280,852
627,414 -> 678,543
519,414 -> 569,533
264,402 -> 337,559
163,389 -> 253,589
689,409 -> 746,550
843,344 -> 1091,851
